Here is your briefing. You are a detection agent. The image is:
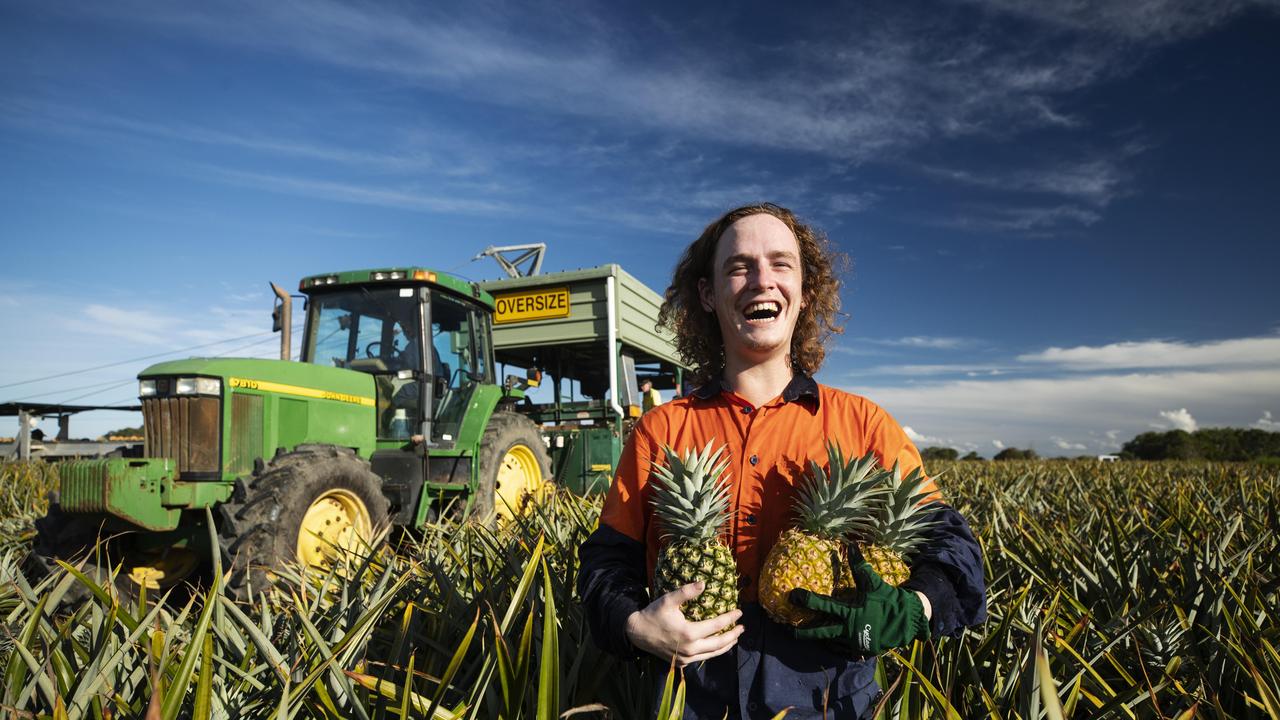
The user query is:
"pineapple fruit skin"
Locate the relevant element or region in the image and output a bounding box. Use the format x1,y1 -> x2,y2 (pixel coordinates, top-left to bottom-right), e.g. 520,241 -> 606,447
758,528 -> 855,626
861,543 -> 910,587
654,538 -> 740,621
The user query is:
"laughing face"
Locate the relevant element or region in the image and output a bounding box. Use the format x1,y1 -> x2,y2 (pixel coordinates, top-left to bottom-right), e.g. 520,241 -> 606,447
698,213 -> 805,369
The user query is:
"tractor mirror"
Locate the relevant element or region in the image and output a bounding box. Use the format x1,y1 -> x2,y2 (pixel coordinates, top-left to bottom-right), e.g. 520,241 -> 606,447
271,301 -> 284,332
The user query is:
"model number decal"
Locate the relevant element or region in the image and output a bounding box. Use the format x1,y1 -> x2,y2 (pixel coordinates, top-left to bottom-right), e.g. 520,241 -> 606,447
229,377 -> 375,406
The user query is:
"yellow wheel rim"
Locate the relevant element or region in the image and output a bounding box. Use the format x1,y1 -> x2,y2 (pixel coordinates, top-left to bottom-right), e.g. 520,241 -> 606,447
127,547 -> 199,590
494,444 -> 543,520
297,489 -> 373,567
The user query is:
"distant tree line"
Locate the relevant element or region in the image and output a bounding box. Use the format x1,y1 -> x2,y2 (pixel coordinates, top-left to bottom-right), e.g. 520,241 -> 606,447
1121,428 -> 1280,461
920,447 -> 1022,462
918,427 -> 1280,463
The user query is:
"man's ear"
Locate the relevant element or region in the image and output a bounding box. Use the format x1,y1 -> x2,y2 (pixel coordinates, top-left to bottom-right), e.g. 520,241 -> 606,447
698,277 -> 715,313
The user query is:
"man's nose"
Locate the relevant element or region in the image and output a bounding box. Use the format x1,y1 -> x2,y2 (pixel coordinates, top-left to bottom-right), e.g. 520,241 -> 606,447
748,262 -> 778,289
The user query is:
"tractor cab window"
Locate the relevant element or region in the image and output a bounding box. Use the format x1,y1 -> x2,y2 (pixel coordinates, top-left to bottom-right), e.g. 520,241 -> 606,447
430,292 -> 480,445
304,287 -> 424,439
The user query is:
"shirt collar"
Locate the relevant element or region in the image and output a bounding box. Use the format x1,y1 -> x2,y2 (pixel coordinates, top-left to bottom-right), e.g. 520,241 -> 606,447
692,374 -> 820,408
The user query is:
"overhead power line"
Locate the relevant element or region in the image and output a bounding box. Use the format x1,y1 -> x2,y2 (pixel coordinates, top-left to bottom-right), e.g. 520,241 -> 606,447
0,324 -> 303,391
61,378 -> 140,405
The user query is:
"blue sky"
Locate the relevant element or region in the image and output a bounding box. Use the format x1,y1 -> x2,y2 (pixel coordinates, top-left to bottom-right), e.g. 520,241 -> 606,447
3,0 -> 1279,456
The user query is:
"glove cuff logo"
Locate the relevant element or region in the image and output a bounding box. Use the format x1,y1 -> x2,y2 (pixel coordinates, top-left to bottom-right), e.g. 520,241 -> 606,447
861,624 -> 872,651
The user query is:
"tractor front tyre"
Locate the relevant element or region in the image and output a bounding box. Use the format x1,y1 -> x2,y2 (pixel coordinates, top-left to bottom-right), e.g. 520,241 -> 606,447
26,500 -> 108,605
474,412 -> 552,522
219,446 -> 389,599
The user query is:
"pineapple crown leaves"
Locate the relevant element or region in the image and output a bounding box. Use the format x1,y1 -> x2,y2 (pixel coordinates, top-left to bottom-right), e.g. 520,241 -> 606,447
649,440 -> 733,542
871,462 -> 944,560
793,443 -> 891,540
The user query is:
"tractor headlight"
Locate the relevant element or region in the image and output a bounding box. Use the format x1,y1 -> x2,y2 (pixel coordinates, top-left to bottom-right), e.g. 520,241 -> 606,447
175,377 -> 222,396
139,379 -> 157,397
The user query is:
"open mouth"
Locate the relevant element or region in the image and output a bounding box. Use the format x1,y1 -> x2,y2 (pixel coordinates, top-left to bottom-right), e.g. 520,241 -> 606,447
743,301 -> 781,323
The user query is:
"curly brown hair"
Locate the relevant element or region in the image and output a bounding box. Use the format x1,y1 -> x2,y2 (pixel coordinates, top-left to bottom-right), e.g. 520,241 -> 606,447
658,203 -> 848,385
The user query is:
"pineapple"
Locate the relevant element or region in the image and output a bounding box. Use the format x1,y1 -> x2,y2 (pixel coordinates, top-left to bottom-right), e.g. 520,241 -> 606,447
861,464 -> 941,586
650,441 -> 740,622
759,444 -> 889,626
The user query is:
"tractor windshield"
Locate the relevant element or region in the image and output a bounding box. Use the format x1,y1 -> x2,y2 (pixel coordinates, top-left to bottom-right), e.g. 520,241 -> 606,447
304,287 -> 422,372
304,286 -> 423,439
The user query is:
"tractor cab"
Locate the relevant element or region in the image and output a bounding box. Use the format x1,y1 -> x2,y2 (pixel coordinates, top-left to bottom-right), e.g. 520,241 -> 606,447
298,269 -> 496,449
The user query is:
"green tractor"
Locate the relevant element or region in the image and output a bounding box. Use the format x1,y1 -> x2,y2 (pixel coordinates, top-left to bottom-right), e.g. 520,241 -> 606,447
30,257 -> 685,598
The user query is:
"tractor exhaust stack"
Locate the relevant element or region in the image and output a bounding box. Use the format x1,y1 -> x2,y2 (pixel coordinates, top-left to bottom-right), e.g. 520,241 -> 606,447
270,282 -> 292,361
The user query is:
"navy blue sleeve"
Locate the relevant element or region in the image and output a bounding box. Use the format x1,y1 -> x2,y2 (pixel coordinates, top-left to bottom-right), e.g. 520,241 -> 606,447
900,504 -> 987,637
576,523 -> 651,659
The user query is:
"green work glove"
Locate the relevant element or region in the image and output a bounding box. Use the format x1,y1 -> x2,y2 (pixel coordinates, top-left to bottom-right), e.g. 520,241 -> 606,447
790,562 -> 929,656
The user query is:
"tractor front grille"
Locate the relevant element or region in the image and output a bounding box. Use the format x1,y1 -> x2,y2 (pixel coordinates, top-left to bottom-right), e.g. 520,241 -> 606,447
142,396 -> 221,477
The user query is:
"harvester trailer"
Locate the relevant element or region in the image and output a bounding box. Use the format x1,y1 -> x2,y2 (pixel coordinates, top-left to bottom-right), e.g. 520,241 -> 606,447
31,260 -> 686,597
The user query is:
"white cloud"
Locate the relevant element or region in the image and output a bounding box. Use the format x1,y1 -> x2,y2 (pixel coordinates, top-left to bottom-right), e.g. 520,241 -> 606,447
1052,436 -> 1088,451
1158,408 -> 1198,432
1019,336 -> 1280,371
904,426 -> 947,447
944,203 -> 1102,232
920,155 -> 1131,207
42,0 -> 1146,162
848,367 -> 1280,455
1255,411 -> 1280,430
992,439 -> 1006,450
853,363 -> 1011,377
191,165 -> 513,216
826,193 -> 879,214
868,336 -> 970,350
968,0 -> 1273,42
70,304 -> 180,346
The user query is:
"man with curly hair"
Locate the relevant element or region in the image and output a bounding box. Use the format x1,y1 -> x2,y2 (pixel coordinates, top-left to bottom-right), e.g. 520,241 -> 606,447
578,203 -> 986,718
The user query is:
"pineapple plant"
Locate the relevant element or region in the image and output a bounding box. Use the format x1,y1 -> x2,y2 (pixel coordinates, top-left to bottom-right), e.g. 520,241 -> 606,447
860,463 -> 941,586
650,440 -> 740,621
758,444 -> 889,626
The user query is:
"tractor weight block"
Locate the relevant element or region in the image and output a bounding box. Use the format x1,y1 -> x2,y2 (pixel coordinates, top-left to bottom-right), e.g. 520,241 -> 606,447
57,458 -> 181,531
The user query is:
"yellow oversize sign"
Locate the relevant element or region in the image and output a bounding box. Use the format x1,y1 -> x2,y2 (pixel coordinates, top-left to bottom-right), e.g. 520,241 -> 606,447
493,287 -> 571,324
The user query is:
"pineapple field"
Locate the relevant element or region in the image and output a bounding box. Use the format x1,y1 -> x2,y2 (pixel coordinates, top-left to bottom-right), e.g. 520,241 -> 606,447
1,458 -> 1277,719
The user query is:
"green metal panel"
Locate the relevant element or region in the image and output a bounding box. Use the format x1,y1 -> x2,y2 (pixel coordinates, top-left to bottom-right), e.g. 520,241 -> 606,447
229,393 -> 263,476
140,357 -> 378,475
58,458 -> 179,531
454,384 -> 507,453
479,264 -> 683,366
58,457 -> 236,531
277,398 -> 309,451
546,426 -> 619,495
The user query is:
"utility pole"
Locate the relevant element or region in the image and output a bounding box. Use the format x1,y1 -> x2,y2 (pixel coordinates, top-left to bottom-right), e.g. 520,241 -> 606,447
17,408 -> 30,461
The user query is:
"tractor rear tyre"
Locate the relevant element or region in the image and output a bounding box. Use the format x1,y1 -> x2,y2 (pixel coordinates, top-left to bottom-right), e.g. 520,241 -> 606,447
219,445 -> 389,599
473,412 -> 552,522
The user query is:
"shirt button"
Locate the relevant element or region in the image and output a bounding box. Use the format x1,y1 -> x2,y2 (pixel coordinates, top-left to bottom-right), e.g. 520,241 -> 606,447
746,514 -> 757,525
749,454 -> 758,465
748,702 -> 759,712
741,405 -> 752,414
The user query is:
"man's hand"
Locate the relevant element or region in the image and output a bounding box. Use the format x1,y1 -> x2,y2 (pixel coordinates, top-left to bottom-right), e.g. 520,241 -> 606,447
625,581 -> 744,666
790,562 -> 929,656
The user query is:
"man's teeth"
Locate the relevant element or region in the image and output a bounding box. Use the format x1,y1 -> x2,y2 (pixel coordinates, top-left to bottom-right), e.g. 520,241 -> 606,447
744,302 -> 780,319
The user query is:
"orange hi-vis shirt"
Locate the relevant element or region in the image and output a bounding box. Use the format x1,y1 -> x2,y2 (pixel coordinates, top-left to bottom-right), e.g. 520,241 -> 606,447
599,376 -> 940,604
